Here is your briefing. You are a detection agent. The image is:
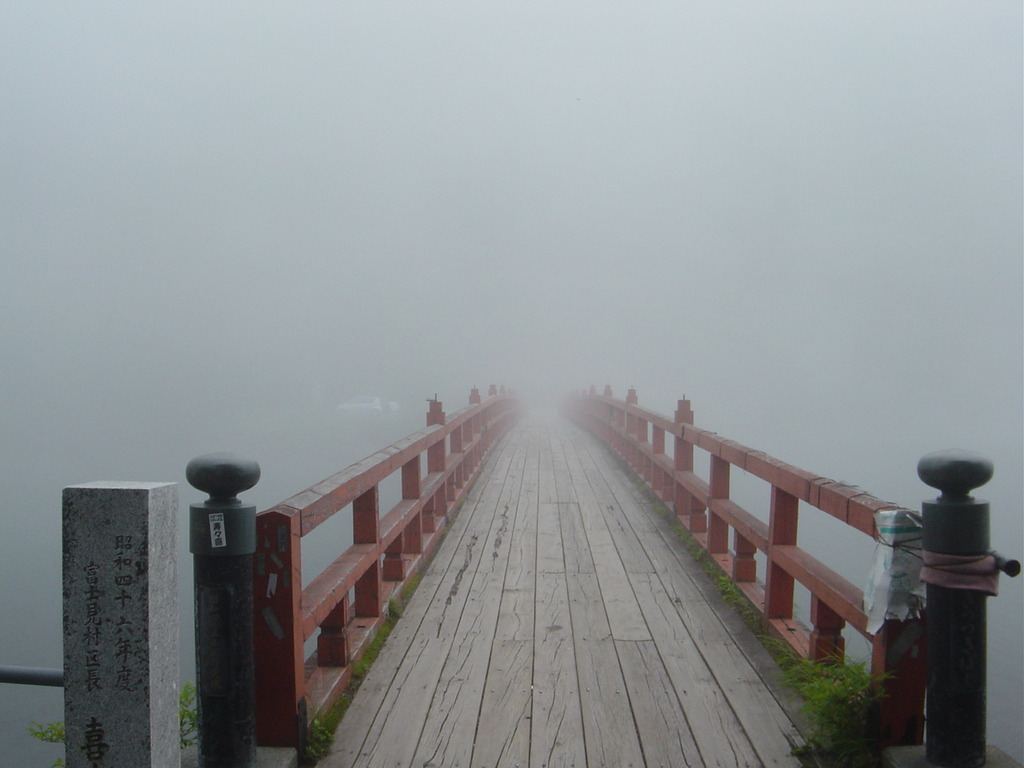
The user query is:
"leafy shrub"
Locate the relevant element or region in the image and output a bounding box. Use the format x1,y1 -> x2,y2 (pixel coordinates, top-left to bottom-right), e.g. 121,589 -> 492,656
783,655 -> 884,768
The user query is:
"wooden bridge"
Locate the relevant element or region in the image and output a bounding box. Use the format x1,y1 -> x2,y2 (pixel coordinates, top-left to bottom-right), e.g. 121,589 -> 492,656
251,387 -> 927,767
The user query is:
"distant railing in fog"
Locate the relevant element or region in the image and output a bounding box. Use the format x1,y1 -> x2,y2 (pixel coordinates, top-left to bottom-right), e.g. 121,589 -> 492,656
564,387 -> 927,748
252,386 -> 519,750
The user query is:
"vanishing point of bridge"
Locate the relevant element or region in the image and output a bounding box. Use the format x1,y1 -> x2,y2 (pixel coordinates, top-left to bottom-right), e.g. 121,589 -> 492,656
249,386 -> 931,768
324,416 -> 801,767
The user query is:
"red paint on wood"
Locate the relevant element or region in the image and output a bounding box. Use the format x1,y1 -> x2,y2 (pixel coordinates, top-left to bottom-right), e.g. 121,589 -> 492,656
355,559 -> 381,618
317,598 -> 350,667
402,455 -> 421,500
809,595 -> 845,660
353,485 -> 379,545
733,531 -> 757,582
872,617 -> 927,747
708,455 -> 730,554
765,486 -> 798,620
718,439 -> 747,467
253,510 -> 305,747
652,426 -> 665,455
674,399 -> 694,425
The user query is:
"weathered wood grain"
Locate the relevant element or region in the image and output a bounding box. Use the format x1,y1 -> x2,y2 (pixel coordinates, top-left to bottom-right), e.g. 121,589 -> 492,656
531,459 -> 586,768
615,639 -> 703,768
473,638 -> 533,767
326,436 -> 516,767
566,571 -> 645,767
324,418 -> 803,768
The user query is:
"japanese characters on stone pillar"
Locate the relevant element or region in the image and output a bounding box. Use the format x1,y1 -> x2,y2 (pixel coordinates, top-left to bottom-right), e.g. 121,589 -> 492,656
63,482 -> 179,768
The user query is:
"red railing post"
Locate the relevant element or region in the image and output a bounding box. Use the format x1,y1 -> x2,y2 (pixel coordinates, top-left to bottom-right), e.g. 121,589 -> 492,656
637,415 -> 651,482
317,598 -> 350,667
425,400 -> 446,532
765,486 -> 798,622
808,595 -> 844,659
402,454 -> 421,501
253,509 -> 305,748
385,455 -> 422,580
872,618 -> 927,747
652,425 -> 666,500
621,388 -> 634,468
353,486 -> 381,617
708,455 -> 730,556
450,423 -> 464,492
733,532 -> 757,583
674,401 -> 705,533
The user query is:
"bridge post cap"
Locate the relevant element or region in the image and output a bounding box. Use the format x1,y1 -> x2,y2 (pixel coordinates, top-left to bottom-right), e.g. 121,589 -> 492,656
917,450 -> 993,499
186,452 -> 261,500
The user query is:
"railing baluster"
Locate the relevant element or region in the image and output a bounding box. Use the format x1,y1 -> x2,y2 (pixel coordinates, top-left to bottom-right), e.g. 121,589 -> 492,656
808,595 -> 845,660
652,425 -> 666,499
353,486 -> 379,545
355,561 -> 382,619
674,402 -> 706,534
383,537 -> 406,581
708,455 -> 730,558
317,598 -> 350,667
353,486 -> 381,616
733,531 -> 757,583
765,486 -> 798,622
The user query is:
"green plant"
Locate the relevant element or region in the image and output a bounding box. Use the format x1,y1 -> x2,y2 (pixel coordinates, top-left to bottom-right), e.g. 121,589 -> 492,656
782,655 -> 884,768
28,681 -> 199,764
27,722 -> 65,768
179,681 -> 199,747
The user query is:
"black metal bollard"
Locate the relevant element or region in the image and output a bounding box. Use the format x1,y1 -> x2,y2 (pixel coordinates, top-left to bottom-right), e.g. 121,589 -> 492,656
918,450 -> 1020,768
187,453 -> 261,768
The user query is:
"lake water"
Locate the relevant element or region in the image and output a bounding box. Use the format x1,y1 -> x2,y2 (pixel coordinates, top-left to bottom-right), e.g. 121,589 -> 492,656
2,401 -> 1020,765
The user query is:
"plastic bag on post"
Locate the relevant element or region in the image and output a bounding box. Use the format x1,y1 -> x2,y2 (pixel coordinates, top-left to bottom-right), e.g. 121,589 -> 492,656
863,508 -> 925,634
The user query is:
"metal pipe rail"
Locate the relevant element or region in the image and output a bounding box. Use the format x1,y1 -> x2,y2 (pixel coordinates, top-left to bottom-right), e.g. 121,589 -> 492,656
0,665 -> 63,687
564,387 -> 927,748
252,387 -> 519,750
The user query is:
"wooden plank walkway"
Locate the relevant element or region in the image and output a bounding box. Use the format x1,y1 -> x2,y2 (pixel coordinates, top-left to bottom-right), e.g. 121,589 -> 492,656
324,417 -> 804,768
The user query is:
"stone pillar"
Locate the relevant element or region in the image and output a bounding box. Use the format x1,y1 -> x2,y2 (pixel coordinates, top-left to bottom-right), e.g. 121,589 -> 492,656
62,481 -> 179,768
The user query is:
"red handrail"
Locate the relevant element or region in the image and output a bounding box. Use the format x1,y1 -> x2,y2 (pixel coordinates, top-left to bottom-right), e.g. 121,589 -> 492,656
252,389 -> 519,748
564,388 -> 926,748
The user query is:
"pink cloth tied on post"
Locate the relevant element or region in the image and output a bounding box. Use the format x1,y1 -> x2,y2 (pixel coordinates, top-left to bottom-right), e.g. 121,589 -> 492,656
920,551 -> 999,596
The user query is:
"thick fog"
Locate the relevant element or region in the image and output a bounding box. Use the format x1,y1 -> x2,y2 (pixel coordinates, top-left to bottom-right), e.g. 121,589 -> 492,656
2,2 -> 1021,762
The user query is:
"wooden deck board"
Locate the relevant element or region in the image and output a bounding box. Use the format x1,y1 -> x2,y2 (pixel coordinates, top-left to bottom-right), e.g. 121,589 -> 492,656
325,418 -> 802,768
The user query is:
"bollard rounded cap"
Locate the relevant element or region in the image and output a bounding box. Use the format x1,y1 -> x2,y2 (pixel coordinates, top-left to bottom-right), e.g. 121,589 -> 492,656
917,449 -> 993,500
186,452 -> 260,500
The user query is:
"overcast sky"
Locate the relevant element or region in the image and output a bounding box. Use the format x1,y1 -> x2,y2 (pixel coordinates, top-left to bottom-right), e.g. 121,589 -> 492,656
1,2 -> 1021,759
3,2 -> 1021,490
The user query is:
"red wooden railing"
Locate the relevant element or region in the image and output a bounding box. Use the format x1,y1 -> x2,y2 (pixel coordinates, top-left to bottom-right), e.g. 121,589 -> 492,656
565,387 -> 927,747
252,386 -> 519,749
